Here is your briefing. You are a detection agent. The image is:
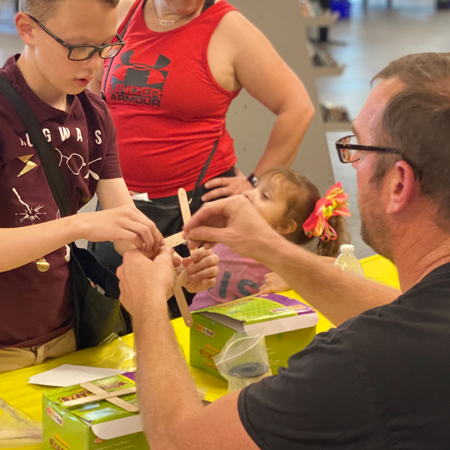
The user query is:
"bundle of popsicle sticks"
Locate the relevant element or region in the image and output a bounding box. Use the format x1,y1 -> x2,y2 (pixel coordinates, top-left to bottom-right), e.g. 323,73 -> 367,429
162,188 -> 195,328
63,382 -> 138,412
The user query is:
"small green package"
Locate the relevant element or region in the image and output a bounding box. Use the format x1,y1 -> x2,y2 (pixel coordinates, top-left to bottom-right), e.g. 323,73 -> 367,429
42,374 -> 149,450
190,293 -> 319,381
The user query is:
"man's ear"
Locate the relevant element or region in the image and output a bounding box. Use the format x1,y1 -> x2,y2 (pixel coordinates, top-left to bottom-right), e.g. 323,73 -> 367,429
386,161 -> 416,214
15,12 -> 36,45
276,219 -> 298,236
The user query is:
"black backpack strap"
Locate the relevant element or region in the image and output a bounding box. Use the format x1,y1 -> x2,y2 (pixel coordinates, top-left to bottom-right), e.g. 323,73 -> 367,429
0,74 -> 72,217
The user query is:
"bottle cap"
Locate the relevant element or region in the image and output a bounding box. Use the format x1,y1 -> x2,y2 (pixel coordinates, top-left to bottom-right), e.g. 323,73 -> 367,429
340,244 -> 355,254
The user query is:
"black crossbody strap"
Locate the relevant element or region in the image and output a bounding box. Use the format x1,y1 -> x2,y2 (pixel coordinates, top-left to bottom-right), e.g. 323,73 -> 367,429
101,0 -> 142,100
189,139 -> 219,201
0,74 -> 72,217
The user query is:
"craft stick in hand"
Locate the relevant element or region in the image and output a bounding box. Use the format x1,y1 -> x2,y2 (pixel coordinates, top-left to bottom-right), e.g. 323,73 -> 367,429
172,266 -> 193,327
178,188 -> 197,254
164,232 -> 187,248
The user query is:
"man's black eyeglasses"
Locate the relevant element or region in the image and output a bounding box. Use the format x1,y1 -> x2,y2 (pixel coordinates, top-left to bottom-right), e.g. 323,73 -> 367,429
335,135 -> 403,163
28,15 -> 124,61
335,135 -> 421,179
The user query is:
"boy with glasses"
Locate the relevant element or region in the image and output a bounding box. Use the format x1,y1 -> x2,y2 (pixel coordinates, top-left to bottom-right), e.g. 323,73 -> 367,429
0,0 -> 216,372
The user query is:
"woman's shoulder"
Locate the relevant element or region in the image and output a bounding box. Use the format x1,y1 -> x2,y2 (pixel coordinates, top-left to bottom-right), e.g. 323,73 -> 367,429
212,4 -> 262,43
117,0 -> 139,28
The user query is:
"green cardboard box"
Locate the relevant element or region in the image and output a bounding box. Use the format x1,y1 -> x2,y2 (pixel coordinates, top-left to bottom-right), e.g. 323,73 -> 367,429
190,293 -> 319,381
42,374 -> 149,450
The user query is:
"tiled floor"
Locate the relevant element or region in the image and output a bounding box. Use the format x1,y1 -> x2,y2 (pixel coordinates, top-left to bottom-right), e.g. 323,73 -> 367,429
1,0 -> 449,257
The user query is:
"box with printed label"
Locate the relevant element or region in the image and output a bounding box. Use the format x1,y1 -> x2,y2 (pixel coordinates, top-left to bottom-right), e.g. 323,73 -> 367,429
42,374 -> 149,450
190,293 -> 319,381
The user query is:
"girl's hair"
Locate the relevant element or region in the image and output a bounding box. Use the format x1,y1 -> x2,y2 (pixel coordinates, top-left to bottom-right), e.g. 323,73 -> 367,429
260,167 -> 350,257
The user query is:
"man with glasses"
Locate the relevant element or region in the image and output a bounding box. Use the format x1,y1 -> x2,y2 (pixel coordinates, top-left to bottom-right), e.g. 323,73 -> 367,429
117,53 -> 450,449
0,0 -> 217,372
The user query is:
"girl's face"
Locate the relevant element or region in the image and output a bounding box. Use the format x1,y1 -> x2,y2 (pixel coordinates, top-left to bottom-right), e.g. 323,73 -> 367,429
243,175 -> 289,229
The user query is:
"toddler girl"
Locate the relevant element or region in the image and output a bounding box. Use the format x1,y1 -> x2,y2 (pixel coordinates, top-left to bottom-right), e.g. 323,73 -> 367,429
190,167 -> 350,310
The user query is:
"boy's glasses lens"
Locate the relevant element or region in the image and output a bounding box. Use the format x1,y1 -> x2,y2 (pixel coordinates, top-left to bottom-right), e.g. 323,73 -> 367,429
100,44 -> 124,59
69,44 -> 123,61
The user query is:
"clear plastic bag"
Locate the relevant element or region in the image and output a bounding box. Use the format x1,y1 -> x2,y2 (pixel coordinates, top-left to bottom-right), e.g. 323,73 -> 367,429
94,333 -> 136,371
0,398 -> 42,448
213,333 -> 272,393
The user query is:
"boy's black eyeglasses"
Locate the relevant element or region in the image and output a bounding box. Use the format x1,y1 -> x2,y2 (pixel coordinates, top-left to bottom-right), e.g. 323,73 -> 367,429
28,15 -> 124,61
335,135 -> 421,178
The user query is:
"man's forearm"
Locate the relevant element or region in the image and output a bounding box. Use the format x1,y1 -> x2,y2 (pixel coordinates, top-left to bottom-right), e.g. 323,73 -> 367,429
259,237 -> 400,325
133,302 -> 204,450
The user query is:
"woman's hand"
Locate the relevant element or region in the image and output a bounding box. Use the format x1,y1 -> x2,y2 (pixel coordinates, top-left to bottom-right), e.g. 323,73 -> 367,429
202,168 -> 251,202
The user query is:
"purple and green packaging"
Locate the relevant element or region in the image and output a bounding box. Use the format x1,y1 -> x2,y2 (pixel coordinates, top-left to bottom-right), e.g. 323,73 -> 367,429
190,293 -> 319,381
42,374 -> 149,450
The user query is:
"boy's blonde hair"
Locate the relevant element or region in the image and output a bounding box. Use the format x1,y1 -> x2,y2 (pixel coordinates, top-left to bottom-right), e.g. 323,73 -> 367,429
260,167 -> 350,257
19,0 -> 119,22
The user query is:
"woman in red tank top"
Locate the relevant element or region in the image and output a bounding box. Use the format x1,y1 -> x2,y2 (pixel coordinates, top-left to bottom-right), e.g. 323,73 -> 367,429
89,0 -> 314,315
91,0 -> 314,200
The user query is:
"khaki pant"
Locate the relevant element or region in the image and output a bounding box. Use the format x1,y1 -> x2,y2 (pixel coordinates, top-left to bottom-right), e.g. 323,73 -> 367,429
0,328 -> 76,374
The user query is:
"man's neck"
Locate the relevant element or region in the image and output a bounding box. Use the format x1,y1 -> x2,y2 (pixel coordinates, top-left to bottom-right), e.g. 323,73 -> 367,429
16,50 -> 69,112
393,226 -> 450,293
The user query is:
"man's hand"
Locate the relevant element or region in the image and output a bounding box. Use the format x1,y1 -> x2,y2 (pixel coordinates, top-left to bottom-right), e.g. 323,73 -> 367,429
117,247 -> 174,317
259,272 -> 290,294
202,168 -> 251,202
77,205 -> 164,255
175,248 -> 220,293
183,195 -> 282,263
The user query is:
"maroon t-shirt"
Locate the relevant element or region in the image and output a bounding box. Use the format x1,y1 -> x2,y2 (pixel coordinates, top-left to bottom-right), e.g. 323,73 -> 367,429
0,56 -> 122,348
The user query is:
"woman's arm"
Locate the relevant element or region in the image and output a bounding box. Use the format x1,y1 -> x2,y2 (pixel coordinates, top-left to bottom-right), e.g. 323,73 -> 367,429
202,11 -> 315,201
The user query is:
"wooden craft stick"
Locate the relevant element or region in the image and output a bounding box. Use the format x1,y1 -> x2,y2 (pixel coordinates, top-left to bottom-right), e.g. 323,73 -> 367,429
101,395 -> 139,413
172,267 -> 193,328
62,387 -> 136,407
164,231 -> 186,248
78,382 -> 139,413
178,188 -> 191,225
178,188 -> 198,255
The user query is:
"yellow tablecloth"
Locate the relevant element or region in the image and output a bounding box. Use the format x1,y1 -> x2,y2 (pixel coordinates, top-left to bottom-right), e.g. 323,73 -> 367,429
0,254 -> 399,450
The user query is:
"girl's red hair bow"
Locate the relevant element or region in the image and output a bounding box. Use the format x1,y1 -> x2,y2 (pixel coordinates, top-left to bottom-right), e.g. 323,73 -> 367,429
302,182 -> 350,242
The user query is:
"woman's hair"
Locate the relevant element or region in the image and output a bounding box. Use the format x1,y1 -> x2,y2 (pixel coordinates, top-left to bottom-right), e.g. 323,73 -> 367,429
20,0 -> 119,22
260,167 -> 350,257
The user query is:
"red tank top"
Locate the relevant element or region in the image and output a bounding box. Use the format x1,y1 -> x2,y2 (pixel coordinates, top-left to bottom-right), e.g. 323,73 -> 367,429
104,0 -> 240,198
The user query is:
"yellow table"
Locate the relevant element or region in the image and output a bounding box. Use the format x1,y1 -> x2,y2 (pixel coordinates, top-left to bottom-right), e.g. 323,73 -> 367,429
0,254 -> 399,450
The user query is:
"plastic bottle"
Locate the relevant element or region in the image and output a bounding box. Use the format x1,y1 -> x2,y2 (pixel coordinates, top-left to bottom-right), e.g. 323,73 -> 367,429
334,244 -> 364,277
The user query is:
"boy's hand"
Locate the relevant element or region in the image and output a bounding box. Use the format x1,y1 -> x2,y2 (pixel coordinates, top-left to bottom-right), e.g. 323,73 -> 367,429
78,205 -> 164,255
